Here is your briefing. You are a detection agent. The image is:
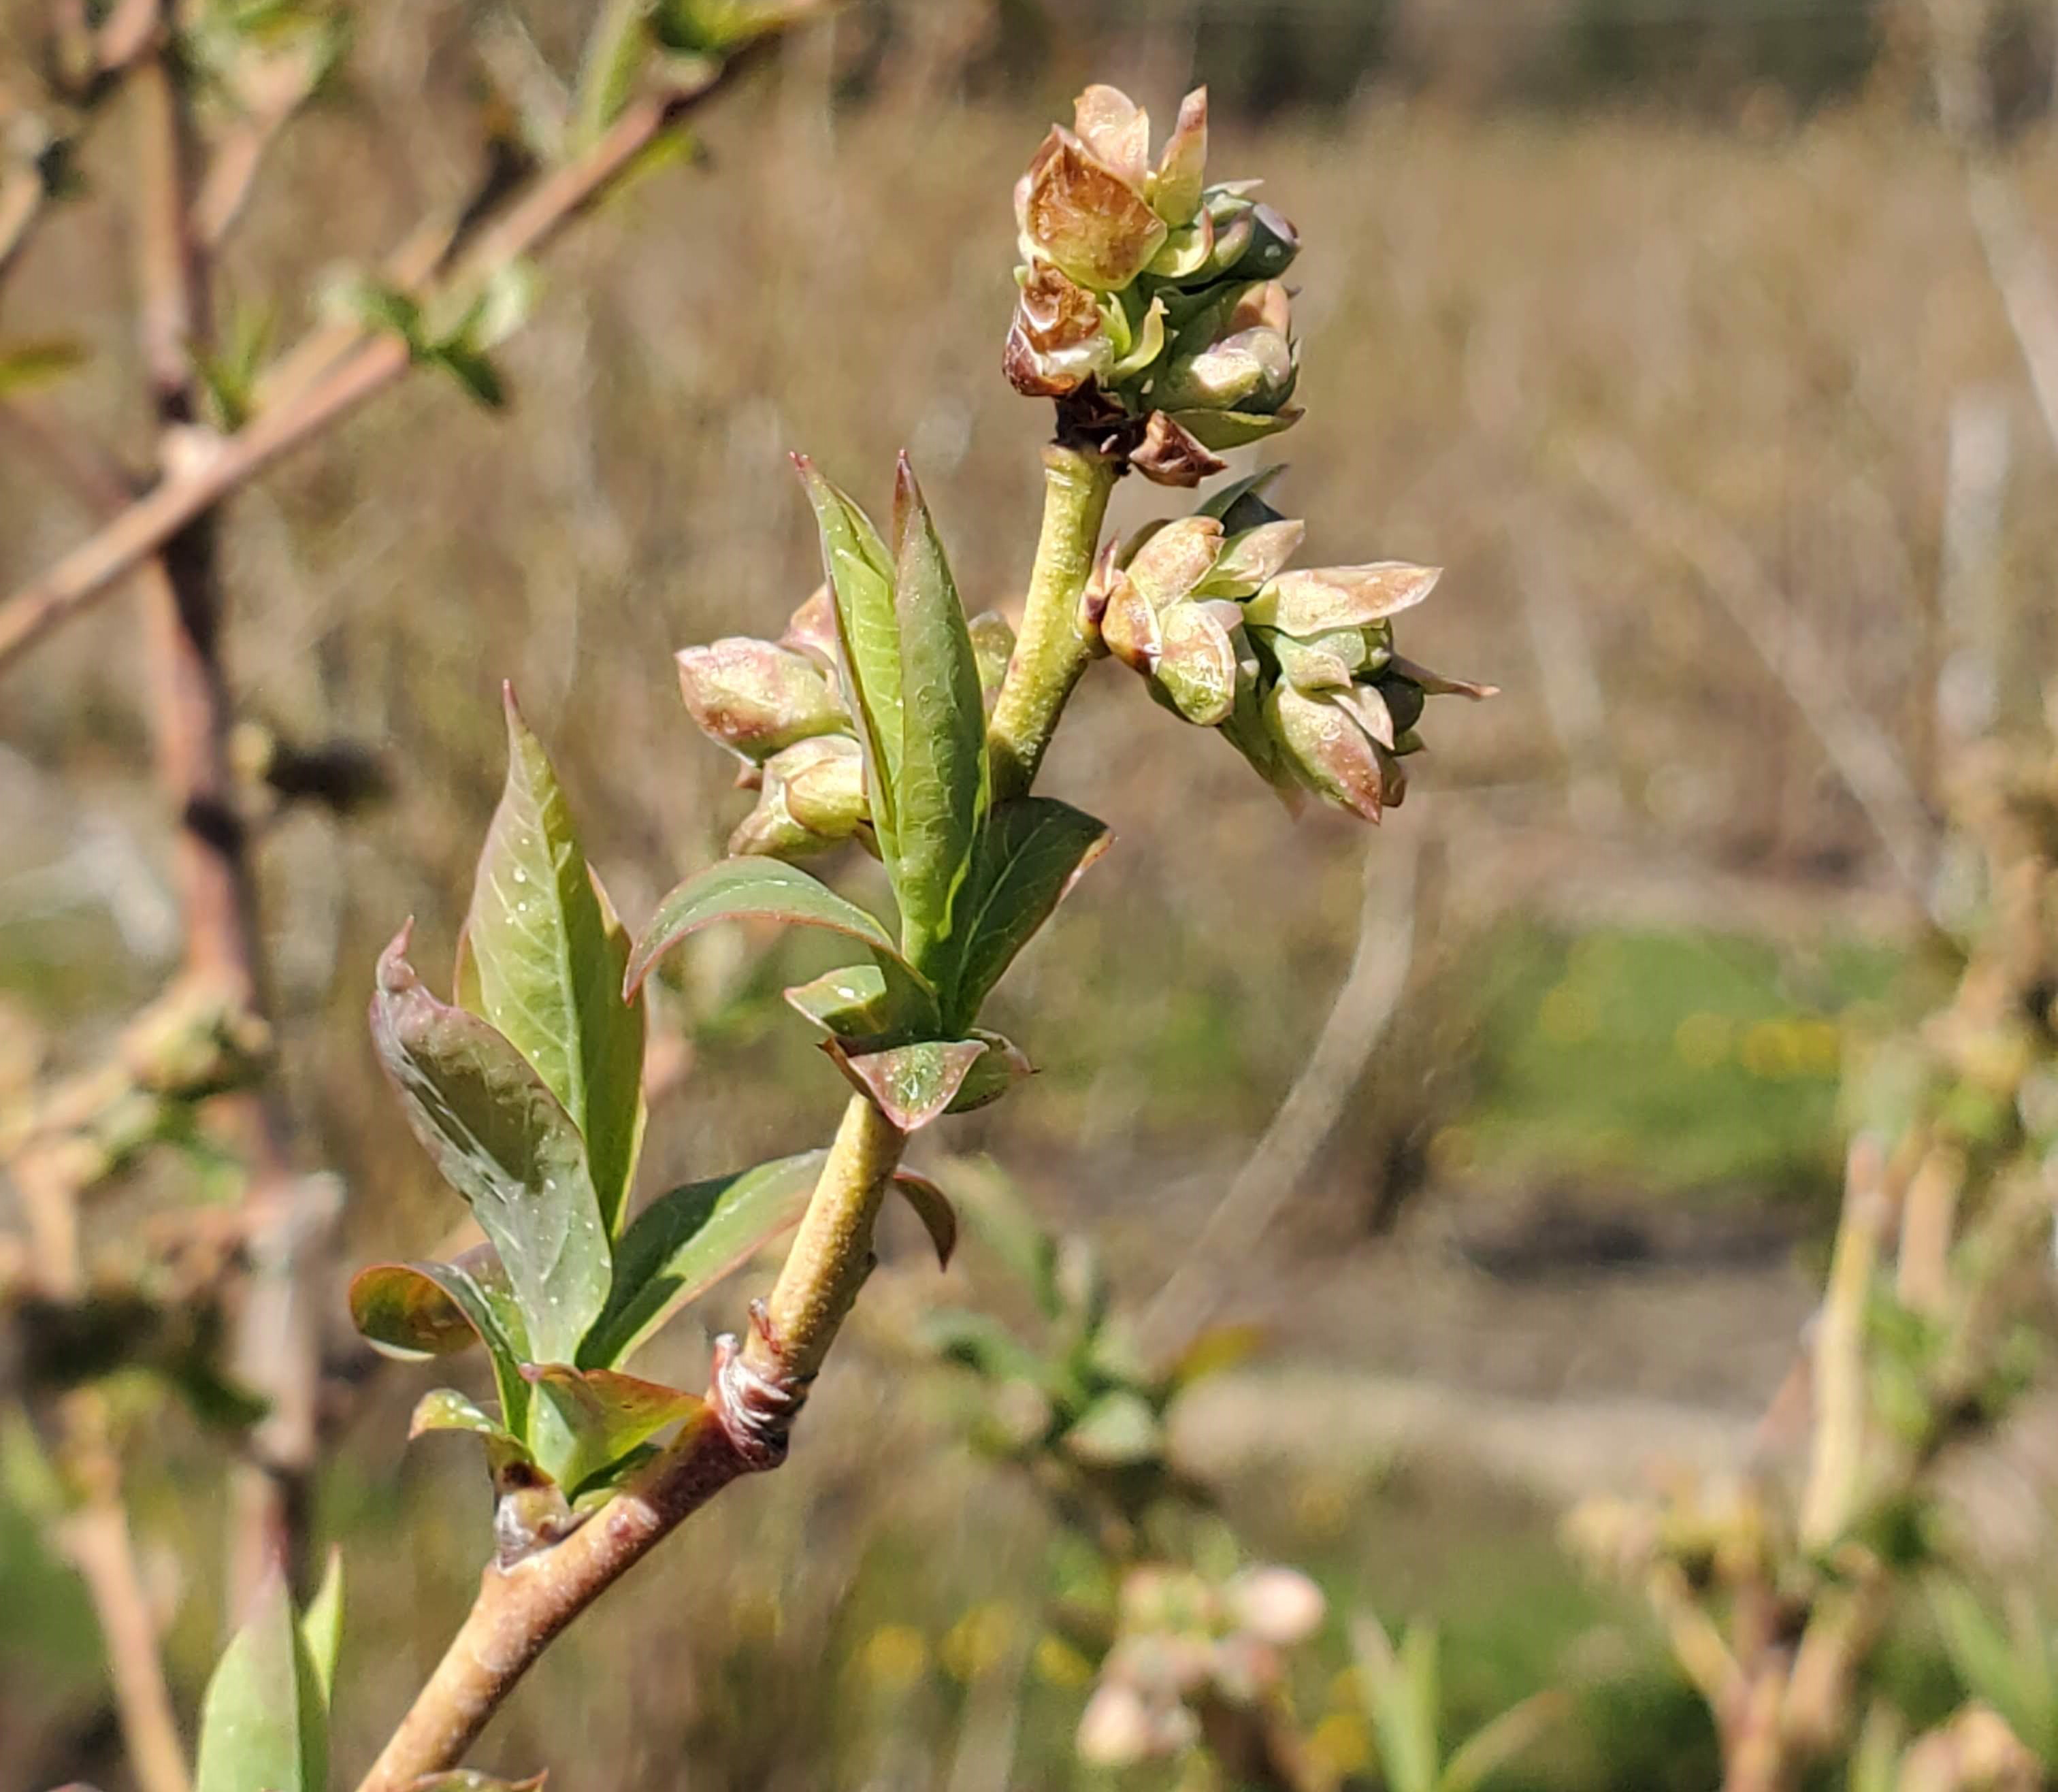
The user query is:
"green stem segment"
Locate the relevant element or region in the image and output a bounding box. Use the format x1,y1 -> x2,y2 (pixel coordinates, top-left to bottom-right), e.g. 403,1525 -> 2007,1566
987,444 -> 1120,803
745,1092 -> 905,1386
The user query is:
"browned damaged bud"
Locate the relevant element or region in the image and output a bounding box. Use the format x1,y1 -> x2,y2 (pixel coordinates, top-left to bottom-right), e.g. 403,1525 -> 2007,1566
1004,260 -> 1115,400
1005,84 -> 1303,482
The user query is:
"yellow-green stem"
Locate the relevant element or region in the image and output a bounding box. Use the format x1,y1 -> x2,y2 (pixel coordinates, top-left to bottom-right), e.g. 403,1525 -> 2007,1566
987,444 -> 1119,802
745,1092 -> 905,1385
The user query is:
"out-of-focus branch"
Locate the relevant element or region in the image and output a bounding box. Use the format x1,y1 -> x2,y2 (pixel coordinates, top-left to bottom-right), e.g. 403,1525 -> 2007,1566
0,50 -> 772,674
129,11 -> 322,1605
58,1459 -> 193,1792
1925,0 -> 2058,462
1140,832 -> 1426,1358
1569,436 -> 1935,899
3,0 -> 164,284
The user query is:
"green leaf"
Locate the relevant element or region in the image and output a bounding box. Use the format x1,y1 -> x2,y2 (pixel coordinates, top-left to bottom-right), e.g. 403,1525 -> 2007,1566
1165,1322 -> 1268,1391
947,798 -> 1110,1027
0,338 -> 87,395
522,1365 -> 704,1492
795,455 -> 902,864
1063,1390 -> 1164,1467
654,2 -> 821,61
890,1170 -> 957,1269
466,687 -> 647,1236
1197,464 -> 1288,525
1441,1691 -> 1569,1792
433,342 -> 506,408
299,1548 -> 344,1711
945,1028 -> 1032,1113
347,1250 -> 533,1440
783,963 -> 896,1039
410,1386 -> 516,1444
333,273 -> 425,351
579,1152 -> 826,1368
887,455 -> 989,973
1354,1614 -> 1440,1792
625,858 -> 932,1024
194,1569 -> 327,1792
1165,406 -> 1301,451
830,1037 -> 987,1131
369,925 -> 610,1367
924,1308 -> 1049,1387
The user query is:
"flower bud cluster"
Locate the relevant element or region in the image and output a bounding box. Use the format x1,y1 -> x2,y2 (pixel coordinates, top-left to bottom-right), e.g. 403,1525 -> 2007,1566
1075,1561 -> 1326,1769
1080,474 -> 1495,821
675,587 -> 1016,860
1007,84 -> 1302,485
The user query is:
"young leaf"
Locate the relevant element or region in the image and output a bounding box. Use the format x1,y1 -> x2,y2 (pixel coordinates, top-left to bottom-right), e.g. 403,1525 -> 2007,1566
299,1548 -> 344,1711
1354,1614 -> 1440,1792
625,857 -> 932,1022
579,1152 -> 826,1368
0,336 -> 88,395
522,1365 -> 704,1492
924,1307 -> 1050,1387
945,1029 -> 1033,1113
828,1037 -> 988,1131
348,1250 -> 533,1440
947,797 -> 1111,1026
890,1170 -> 958,1269
194,1569 -> 327,1792
1064,1390 -> 1164,1467
466,688 -> 647,1235
794,455 -> 902,864
411,1387 -> 518,1445
888,455 -> 989,973
370,925 -> 610,1367
784,964 -> 897,1039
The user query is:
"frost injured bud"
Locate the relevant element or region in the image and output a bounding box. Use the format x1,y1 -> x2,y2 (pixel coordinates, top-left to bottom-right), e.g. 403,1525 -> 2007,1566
1005,84 -> 1305,483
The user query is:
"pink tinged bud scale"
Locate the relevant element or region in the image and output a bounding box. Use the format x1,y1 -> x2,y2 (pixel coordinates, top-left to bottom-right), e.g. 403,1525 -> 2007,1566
1152,601 -> 1241,727
1123,515 -> 1224,608
1246,562 -> 1441,635
1148,87 -> 1209,225
675,637 -> 848,764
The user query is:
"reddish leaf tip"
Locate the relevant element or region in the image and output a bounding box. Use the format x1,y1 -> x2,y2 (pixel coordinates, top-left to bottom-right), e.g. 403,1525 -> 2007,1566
376,919 -> 419,993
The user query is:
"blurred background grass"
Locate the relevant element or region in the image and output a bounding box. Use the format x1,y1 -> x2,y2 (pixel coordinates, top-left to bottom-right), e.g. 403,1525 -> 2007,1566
3,0 -> 2057,1784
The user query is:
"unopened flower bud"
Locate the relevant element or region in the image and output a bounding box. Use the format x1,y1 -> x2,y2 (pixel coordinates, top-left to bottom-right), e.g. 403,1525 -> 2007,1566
1267,682 -> 1403,822
1150,600 -> 1241,727
1225,1567 -> 1326,1648
1157,325 -> 1295,414
728,735 -> 870,860
1077,1682 -> 1154,1767
676,638 -> 847,764
779,585 -> 839,666
1125,516 -> 1224,608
